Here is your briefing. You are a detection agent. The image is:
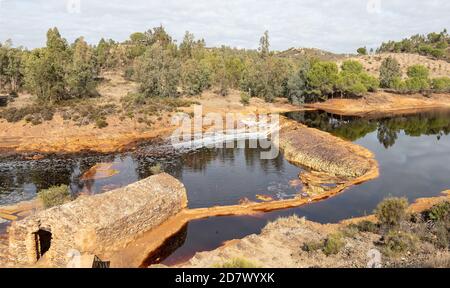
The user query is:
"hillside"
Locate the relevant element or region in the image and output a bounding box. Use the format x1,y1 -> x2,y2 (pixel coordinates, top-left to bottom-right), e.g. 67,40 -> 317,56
338,53 -> 450,78
277,47 -> 349,61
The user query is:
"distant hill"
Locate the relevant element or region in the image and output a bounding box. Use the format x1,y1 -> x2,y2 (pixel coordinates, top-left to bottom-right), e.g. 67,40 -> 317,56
377,29 -> 450,62
339,53 -> 450,79
276,47 -> 350,61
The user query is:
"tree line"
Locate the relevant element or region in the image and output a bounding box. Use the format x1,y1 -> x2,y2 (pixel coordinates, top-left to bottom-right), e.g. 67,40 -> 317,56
377,29 -> 449,61
1,27 -> 449,108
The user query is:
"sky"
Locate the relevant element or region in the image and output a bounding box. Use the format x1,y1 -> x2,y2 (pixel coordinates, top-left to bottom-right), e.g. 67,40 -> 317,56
0,0 -> 449,53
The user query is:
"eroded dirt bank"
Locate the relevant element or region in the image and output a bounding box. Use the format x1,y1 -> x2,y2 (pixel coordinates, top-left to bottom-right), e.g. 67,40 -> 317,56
307,92 -> 450,117
0,88 -> 300,156
176,191 -> 450,268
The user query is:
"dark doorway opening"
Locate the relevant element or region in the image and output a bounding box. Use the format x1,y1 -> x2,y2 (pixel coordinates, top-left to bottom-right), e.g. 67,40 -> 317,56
34,229 -> 52,260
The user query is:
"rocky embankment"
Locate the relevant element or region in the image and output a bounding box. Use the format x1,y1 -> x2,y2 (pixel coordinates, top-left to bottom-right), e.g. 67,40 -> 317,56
178,191 -> 450,268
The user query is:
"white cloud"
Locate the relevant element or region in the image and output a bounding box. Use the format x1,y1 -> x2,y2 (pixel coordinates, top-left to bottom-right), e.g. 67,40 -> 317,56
0,0 -> 448,53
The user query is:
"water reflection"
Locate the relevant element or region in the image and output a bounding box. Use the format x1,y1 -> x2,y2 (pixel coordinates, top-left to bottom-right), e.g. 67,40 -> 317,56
0,141 -> 302,208
287,109 -> 450,148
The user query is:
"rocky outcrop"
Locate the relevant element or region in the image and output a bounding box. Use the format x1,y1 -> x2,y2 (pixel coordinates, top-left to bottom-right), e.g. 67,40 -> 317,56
7,173 -> 187,267
279,118 -> 375,178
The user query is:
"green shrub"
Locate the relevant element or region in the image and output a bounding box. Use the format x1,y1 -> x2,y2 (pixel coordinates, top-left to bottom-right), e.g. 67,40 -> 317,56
432,222 -> 449,249
405,77 -> 430,93
407,65 -> 429,79
350,220 -> 379,233
302,241 -> 324,252
432,77 -> 450,93
95,117 -> 108,129
213,258 -> 260,268
323,232 -> 345,256
430,48 -> 445,59
150,163 -> 163,175
380,57 -> 401,88
38,185 -> 72,208
341,60 -> 364,74
357,47 -> 367,55
340,225 -> 359,238
375,197 -> 409,228
427,201 -> 450,222
240,92 -> 250,106
382,230 -> 417,256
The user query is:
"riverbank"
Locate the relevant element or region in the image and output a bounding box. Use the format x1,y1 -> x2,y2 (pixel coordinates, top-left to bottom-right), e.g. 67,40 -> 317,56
176,190 -> 450,268
306,91 -> 450,117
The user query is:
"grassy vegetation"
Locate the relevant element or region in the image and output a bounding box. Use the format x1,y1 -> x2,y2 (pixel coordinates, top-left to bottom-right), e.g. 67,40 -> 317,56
38,185 -> 72,209
299,197 -> 449,265
377,29 -> 449,61
302,232 -> 346,256
374,197 -> 409,229
240,92 -> 250,106
0,105 -> 55,124
322,232 -> 345,256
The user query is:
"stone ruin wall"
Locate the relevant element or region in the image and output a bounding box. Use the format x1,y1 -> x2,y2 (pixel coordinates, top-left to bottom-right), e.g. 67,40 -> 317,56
7,173 -> 187,267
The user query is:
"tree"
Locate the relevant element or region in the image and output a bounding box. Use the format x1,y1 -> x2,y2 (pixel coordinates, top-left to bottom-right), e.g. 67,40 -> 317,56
286,59 -> 315,104
0,40 -> 24,94
379,56 -> 401,88
341,60 -> 364,74
240,56 -> 291,102
258,31 -> 270,57
66,37 -> 98,98
180,31 -> 195,59
134,43 -> 180,97
357,47 -> 367,55
181,59 -> 211,96
306,61 -> 339,99
336,60 -> 378,97
24,28 -> 70,103
145,26 -> 173,48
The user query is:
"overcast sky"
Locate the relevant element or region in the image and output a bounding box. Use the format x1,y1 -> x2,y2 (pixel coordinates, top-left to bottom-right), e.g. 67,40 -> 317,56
0,0 -> 448,53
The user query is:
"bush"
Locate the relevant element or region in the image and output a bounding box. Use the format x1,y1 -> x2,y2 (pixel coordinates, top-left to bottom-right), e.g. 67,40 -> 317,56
407,65 -> 429,79
350,220 -> 379,233
240,92 -> 250,106
380,57 -> 402,88
95,117 -> 108,129
213,258 -> 260,268
323,232 -> 345,256
150,163 -> 163,175
432,77 -> 450,93
375,197 -> 409,228
432,222 -> 449,249
357,47 -> 367,55
382,230 -> 417,256
302,241 -> 323,252
426,201 -> 450,222
405,77 -> 430,93
0,105 -> 55,123
38,185 -> 72,208
341,60 -> 364,74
